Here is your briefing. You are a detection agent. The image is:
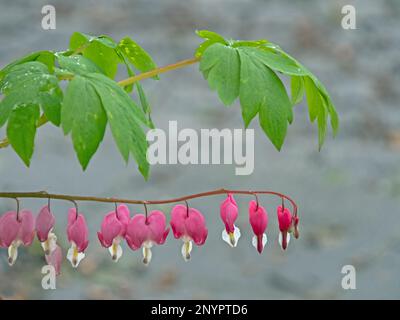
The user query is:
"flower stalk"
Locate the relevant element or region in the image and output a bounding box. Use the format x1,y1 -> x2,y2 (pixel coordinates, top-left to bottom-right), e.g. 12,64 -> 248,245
0,188 -> 297,216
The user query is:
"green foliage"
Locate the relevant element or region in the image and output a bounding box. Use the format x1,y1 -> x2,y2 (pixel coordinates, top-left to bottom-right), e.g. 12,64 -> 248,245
61,76 -> 107,170
0,30 -> 339,177
238,49 -> 292,150
69,32 -> 120,78
197,30 -> 339,150
86,73 -> 150,178
200,44 -> 240,105
0,61 -> 62,127
116,37 -> 157,126
118,36 -> 158,77
0,33 -> 154,177
7,103 -> 40,166
195,30 -> 227,57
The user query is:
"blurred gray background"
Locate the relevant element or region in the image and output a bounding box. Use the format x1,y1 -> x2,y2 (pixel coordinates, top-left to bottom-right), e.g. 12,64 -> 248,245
0,0 -> 399,299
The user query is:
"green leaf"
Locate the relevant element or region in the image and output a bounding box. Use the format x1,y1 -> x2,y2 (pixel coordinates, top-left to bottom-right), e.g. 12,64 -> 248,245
195,30 -> 227,44
0,51 -> 55,78
61,76 -> 107,169
196,33 -> 338,150
83,40 -> 120,78
69,32 -> 120,78
327,100 -> 339,136
195,39 -> 219,58
118,53 -> 155,128
291,76 -> 304,105
200,43 -> 240,106
69,32 -> 93,51
86,73 -> 150,179
317,103 -> 328,150
118,37 -> 157,77
243,46 -> 307,76
195,30 -> 227,57
57,54 -> 104,75
0,61 -> 62,127
69,32 -> 118,51
121,56 -> 135,93
38,86 -> 63,126
231,40 -> 268,48
7,103 -> 40,166
136,82 -> 155,129
237,49 -> 292,149
238,50 -> 264,127
308,75 -> 339,136
255,72 -> 292,150
304,76 -> 324,122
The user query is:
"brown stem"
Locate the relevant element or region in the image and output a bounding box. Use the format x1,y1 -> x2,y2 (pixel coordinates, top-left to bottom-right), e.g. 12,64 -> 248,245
117,57 -> 200,87
0,189 -> 298,216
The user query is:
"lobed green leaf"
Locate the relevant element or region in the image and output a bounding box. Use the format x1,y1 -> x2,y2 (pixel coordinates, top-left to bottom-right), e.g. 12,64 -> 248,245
239,49 -> 292,150
200,43 -> 240,106
197,34 -> 339,150
290,76 -> 305,105
85,73 -> 150,179
0,61 -> 62,127
61,76 -> 107,170
195,30 -> 227,57
118,37 -> 157,77
7,103 -> 40,166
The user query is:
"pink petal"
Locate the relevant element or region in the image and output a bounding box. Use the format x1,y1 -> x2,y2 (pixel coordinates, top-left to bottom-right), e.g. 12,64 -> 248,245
220,194 -> 238,233
249,200 -> 268,236
98,205 -> 130,248
185,208 -> 208,245
115,204 -> 130,226
126,214 -> 148,250
0,211 -> 19,247
147,210 -> 169,244
18,210 -> 35,246
170,205 -> 187,239
99,213 -> 123,247
45,245 -> 62,275
125,211 -> 170,250
67,209 -> 89,252
97,231 -> 106,247
170,205 -> 208,245
277,205 -> 292,232
36,205 -> 55,242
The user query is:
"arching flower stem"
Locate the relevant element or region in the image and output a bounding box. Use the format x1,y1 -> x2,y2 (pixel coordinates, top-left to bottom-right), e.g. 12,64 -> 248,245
0,189 -> 298,217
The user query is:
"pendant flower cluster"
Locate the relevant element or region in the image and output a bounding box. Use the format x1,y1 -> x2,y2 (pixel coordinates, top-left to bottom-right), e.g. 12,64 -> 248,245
0,191 -> 299,275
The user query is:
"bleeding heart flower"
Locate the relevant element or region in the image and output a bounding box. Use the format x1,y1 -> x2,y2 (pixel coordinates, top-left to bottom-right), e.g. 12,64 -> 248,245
248,200 -> 268,254
170,204 -> 208,261
125,210 -> 169,265
66,208 -> 89,268
220,194 -> 240,247
97,204 -> 130,262
45,245 -> 63,276
36,205 -> 57,255
277,205 -> 293,251
0,210 -> 35,266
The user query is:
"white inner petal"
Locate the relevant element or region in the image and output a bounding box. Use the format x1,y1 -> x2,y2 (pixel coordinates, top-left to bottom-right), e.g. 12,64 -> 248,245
108,241 -> 123,262
8,241 -> 20,266
67,243 -> 85,268
41,233 -> 58,255
278,232 -> 291,250
222,226 -> 241,248
142,246 -> 152,266
252,234 -> 267,250
181,240 -> 193,262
